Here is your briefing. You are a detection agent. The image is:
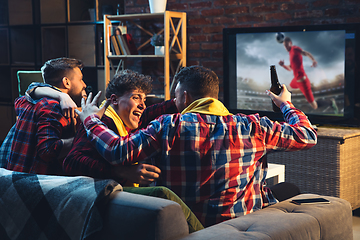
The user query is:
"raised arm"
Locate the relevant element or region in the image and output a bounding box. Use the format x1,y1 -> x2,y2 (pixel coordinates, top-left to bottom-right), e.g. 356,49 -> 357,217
263,84 -> 317,152
137,98 -> 178,130
63,118 -> 161,186
31,86 -> 78,119
302,50 -> 317,67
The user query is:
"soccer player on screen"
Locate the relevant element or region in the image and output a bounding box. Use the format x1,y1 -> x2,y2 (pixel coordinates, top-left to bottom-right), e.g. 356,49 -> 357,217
279,36 -> 319,109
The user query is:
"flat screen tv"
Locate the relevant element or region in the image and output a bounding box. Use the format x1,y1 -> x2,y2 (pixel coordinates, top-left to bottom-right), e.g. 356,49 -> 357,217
223,24 -> 360,127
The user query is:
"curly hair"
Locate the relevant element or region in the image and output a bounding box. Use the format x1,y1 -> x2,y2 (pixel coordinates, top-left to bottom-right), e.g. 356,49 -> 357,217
41,57 -> 84,87
105,69 -> 153,99
174,65 -> 219,99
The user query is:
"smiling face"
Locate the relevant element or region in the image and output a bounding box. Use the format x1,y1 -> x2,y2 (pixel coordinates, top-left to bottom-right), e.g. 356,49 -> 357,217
112,89 -> 146,130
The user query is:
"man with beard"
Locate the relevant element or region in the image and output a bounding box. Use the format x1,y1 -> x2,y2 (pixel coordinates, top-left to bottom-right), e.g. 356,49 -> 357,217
3,57 -> 86,175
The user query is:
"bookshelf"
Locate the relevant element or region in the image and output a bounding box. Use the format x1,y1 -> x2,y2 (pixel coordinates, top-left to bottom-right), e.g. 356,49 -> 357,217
103,11 -> 187,100
0,0 -> 125,143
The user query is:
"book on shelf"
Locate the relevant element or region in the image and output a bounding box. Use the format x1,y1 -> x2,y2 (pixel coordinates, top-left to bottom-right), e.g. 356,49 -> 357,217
123,33 -> 138,55
110,35 -> 122,55
116,34 -> 130,55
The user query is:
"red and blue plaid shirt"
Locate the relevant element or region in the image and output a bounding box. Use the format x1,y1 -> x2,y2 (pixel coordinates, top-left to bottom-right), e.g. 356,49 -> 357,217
6,96 -> 75,175
63,99 -> 178,179
83,101 -> 317,227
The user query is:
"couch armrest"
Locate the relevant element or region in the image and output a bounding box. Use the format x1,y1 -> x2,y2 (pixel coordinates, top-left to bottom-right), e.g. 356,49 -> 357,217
97,191 -> 189,240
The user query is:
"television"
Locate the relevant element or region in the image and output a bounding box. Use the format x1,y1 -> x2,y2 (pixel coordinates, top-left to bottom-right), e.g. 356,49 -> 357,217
223,24 -> 360,127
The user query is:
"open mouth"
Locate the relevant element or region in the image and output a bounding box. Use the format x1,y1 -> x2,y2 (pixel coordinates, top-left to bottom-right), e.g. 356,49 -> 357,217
133,111 -> 142,119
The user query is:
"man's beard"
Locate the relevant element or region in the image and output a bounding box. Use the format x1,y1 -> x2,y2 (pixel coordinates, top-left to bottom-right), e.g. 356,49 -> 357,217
69,92 -> 83,107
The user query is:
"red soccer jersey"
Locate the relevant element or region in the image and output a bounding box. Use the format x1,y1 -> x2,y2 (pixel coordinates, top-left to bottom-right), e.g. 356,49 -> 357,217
289,45 -> 306,80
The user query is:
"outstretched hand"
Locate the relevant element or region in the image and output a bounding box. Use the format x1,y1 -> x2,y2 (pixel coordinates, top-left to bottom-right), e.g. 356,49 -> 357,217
75,91 -> 110,123
266,84 -> 291,108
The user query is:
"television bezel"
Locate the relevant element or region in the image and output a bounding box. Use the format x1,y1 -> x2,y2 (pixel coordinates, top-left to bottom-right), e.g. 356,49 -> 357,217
223,23 -> 360,127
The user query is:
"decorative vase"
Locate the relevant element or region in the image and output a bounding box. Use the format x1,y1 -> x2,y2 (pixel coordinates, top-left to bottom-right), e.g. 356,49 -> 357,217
149,0 -> 167,13
155,46 -> 165,55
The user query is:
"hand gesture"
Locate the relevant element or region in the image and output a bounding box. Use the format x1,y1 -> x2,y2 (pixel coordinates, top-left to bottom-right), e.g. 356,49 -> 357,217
58,92 -> 77,119
266,84 -> 291,108
75,91 -> 110,122
279,60 -> 285,66
113,163 -> 161,185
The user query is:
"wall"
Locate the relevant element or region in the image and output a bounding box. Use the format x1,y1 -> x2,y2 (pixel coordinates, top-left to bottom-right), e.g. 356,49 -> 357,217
125,0 -> 360,99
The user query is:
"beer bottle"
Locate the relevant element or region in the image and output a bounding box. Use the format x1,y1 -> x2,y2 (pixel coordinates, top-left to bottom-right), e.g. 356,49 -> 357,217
270,65 -> 282,112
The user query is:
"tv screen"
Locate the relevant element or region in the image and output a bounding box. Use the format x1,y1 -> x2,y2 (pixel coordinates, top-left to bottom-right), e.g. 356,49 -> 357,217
223,24 -> 360,127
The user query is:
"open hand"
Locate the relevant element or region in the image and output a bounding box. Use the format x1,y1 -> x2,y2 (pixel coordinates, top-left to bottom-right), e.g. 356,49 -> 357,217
75,91 -> 110,123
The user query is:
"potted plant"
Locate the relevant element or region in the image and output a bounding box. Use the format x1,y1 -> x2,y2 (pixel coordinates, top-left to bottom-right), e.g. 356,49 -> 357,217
150,34 -> 164,55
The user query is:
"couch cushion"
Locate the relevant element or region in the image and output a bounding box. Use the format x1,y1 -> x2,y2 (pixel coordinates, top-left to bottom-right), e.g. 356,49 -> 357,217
180,194 -> 353,240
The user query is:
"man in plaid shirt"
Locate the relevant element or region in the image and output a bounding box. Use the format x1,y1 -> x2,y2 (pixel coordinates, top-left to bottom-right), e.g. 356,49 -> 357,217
77,66 -> 317,227
3,58 -> 86,175
63,69 -> 177,185
63,69 -> 204,232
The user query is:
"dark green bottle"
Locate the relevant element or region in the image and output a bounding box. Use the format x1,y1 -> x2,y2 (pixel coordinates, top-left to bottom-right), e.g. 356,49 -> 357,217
270,65 -> 282,112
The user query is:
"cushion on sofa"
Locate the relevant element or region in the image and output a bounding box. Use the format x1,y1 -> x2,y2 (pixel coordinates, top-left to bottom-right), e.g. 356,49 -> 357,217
180,194 -> 353,240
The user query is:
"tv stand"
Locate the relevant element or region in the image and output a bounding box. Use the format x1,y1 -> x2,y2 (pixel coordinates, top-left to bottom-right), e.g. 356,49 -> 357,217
267,126 -> 360,209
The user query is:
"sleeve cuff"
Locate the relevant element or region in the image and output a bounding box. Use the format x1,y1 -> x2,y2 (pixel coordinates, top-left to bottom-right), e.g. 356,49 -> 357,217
280,101 -> 293,112
83,114 -> 101,129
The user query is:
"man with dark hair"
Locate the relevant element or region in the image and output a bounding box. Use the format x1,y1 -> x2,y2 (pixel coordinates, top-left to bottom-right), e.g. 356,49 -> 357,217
76,65 -> 317,227
3,57 -> 86,175
64,69 -> 167,185
63,69 -> 204,232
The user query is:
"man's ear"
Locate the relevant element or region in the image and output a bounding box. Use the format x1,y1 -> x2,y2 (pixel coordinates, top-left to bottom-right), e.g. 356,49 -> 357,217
109,94 -> 118,105
184,90 -> 192,107
61,77 -> 71,90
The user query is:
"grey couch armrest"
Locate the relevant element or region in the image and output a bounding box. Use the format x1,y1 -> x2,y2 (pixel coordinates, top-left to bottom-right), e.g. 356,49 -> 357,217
180,194 -> 353,240
98,191 -> 189,240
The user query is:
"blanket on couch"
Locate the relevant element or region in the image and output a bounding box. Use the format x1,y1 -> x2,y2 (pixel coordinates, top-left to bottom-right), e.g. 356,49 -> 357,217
0,168 -> 122,240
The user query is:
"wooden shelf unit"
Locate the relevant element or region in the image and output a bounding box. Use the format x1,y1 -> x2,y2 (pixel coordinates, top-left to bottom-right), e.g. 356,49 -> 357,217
103,11 -> 186,100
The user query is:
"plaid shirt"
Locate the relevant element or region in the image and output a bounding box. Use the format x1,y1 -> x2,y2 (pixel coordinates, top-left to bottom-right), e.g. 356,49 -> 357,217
6,95 -> 75,175
63,99 -> 178,180
0,82 -> 56,168
83,101 -> 317,227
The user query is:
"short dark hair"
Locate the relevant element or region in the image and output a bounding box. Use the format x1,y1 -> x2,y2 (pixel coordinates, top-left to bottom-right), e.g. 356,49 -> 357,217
105,69 -> 153,99
284,36 -> 292,43
41,57 -> 84,87
174,65 -> 219,99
